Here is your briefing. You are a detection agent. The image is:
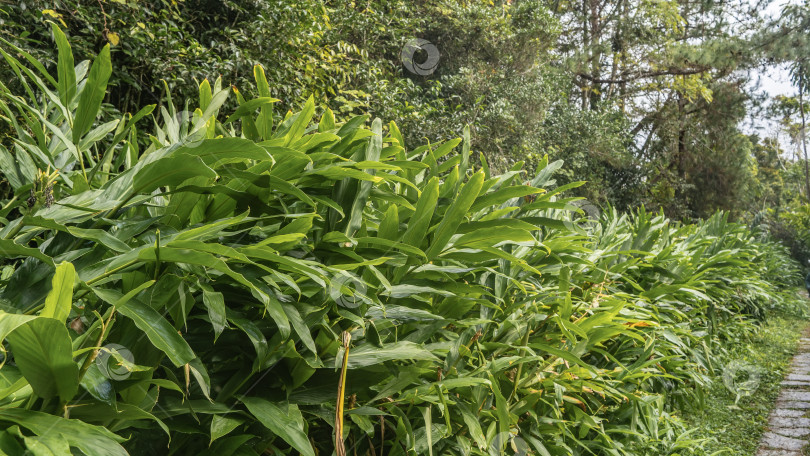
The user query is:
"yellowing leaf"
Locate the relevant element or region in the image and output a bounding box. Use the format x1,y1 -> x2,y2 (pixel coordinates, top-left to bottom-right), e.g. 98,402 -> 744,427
107,32 -> 120,46
42,9 -> 67,26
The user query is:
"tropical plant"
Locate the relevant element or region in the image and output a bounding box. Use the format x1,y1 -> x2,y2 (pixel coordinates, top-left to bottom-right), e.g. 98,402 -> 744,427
0,27 -> 802,456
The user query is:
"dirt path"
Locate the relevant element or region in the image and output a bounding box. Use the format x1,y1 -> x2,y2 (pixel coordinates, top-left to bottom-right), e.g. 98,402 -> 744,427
757,330 -> 810,456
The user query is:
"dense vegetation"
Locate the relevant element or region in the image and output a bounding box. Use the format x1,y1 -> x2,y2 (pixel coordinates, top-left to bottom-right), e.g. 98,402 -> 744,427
0,26 -> 806,455
4,0 -> 810,217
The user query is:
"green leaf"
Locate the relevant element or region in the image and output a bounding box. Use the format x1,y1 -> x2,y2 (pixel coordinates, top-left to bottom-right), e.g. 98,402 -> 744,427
93,283 -> 196,367
458,403 -> 486,450
283,96 -> 315,145
132,154 -> 216,195
345,118 -> 382,236
66,227 -> 130,253
227,313 -> 269,370
188,357 -> 212,400
24,433 -> 71,455
402,177 -> 440,248
78,119 -> 119,152
240,397 -> 316,456
139,246 -> 293,339
0,430 -> 23,455
72,45 -> 112,143
378,205 -> 400,241
340,341 -> 438,368
470,185 -> 544,213
0,409 -> 127,456
68,402 -> 170,440
199,79 -> 213,111
0,145 -> 32,190
51,24 -> 76,107
366,306 -> 443,322
319,107 -> 336,132
265,174 -> 316,207
528,342 -> 595,373
253,65 -> 275,140
0,312 -> 36,342
453,227 -> 535,249
224,97 -> 280,123
233,87 -> 260,139
357,237 -> 426,259
425,171 -> 485,258
382,285 -> 455,298
422,406 -> 433,456
178,137 -> 272,166
459,125 -> 471,186
0,239 -> 55,266
40,262 -> 76,323
79,363 -> 115,406
488,372 -> 511,437
92,280 -> 155,310
115,298 -> 196,367
308,166 -> 381,183
7,318 -> 79,401
210,415 -> 245,444
202,287 -> 226,342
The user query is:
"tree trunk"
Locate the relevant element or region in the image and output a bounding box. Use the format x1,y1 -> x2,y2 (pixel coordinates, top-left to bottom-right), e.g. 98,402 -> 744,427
677,90 -> 687,177
588,0 -> 601,110
581,0 -> 589,110
800,70 -> 810,202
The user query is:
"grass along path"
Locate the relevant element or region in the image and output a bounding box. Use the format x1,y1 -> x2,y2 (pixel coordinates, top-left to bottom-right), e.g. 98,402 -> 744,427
755,327 -> 810,455
682,304 -> 809,455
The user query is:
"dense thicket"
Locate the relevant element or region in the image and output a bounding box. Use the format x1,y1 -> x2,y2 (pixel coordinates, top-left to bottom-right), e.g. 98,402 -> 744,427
6,0 -> 808,222
0,29 -> 804,456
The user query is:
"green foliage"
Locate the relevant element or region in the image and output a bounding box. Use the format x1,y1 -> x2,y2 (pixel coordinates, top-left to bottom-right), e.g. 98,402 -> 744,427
0,0 -> 563,168
0,31 -> 803,456
1,0 -> 784,221
536,104 -> 639,207
683,312 -> 808,455
746,133 -> 810,269
644,82 -> 758,219
0,0 -> 366,116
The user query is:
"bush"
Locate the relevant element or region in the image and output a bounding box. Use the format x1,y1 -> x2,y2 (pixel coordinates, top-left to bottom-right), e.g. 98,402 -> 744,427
0,28 -> 802,456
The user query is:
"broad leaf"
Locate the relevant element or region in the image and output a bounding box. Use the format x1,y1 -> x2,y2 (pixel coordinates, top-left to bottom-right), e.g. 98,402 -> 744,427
72,45 -> 111,143
241,397 -> 315,456
40,262 -> 75,323
7,318 -> 78,401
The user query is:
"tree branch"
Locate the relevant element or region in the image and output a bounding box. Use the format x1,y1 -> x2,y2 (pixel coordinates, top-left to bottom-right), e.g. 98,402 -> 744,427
576,67 -> 710,84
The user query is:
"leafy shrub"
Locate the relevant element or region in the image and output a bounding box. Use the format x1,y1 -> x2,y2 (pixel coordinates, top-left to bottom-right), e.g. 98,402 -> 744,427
0,27 -> 802,456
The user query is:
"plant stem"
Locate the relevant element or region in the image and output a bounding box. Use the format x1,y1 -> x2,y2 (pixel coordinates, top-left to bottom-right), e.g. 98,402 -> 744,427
3,219 -> 24,240
77,307 -> 115,383
510,324 -> 532,400
1,195 -> 18,211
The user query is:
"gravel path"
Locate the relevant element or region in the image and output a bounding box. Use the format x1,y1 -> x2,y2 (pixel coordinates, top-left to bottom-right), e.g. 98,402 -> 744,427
757,333 -> 810,456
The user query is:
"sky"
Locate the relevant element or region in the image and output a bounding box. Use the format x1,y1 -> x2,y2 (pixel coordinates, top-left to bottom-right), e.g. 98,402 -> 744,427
747,63 -> 794,140
757,0 -> 797,100
756,65 -> 794,97
745,0 -> 800,143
